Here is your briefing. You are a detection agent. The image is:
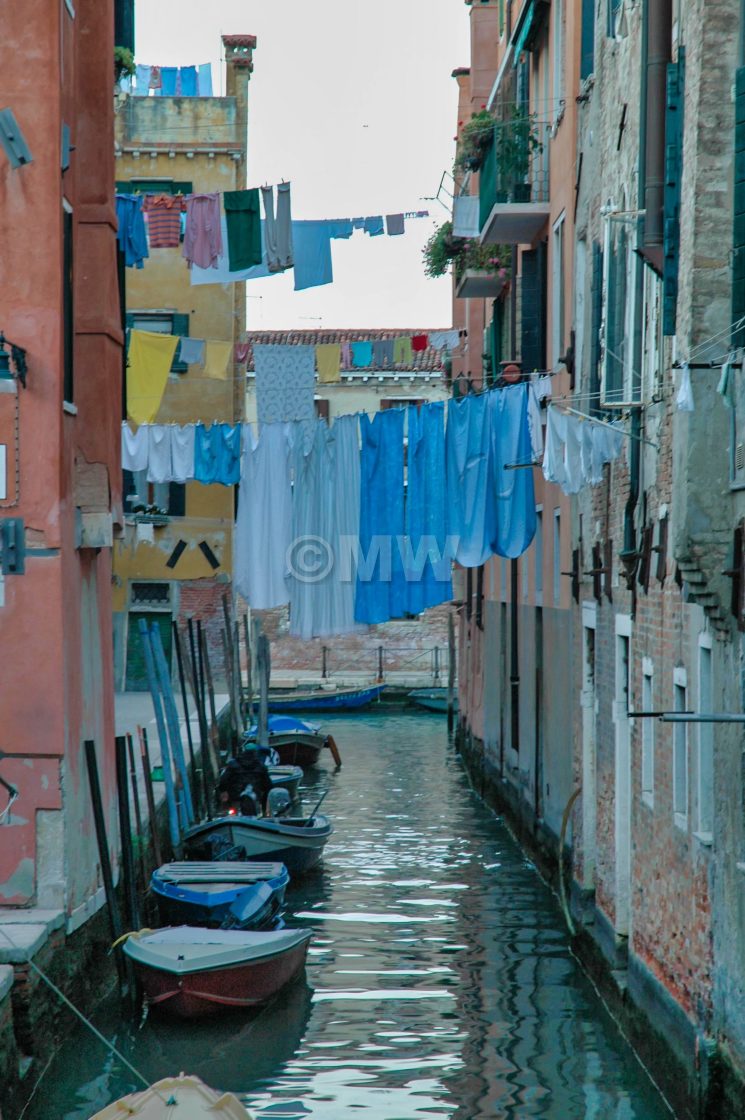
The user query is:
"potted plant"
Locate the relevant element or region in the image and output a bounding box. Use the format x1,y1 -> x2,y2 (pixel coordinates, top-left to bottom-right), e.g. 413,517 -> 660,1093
454,110 -> 495,174
423,222 -> 511,284
114,46 -> 136,85
423,221 -> 462,278
494,107 -> 543,201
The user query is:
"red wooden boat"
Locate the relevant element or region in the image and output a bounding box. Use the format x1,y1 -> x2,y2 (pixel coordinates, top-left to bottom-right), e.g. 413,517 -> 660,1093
122,926 -> 311,1020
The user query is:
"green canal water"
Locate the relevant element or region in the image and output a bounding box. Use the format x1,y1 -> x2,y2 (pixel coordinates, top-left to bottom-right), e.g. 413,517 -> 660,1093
28,713 -> 670,1119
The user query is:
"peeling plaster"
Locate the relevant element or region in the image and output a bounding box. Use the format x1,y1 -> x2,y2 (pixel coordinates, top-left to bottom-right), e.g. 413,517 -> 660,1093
0,857 -> 34,900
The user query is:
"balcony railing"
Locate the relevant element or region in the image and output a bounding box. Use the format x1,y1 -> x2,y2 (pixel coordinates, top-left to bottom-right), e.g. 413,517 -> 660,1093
478,123 -> 550,245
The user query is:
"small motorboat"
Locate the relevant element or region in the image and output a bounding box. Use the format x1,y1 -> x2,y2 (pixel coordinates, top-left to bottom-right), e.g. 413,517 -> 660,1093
183,811 -> 333,875
89,1073 -> 254,1118
408,687 -> 459,714
122,926 -> 312,1019
150,861 -> 289,930
268,683 -> 385,713
243,715 -> 331,768
268,762 -> 304,799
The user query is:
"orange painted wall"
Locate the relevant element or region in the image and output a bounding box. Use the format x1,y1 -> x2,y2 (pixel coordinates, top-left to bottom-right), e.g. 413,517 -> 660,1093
0,0 -> 122,909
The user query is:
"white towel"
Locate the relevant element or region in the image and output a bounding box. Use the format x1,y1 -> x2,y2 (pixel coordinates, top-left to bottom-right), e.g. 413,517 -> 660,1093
147,425 -> 172,484
171,424 -> 196,483
121,422 -> 148,472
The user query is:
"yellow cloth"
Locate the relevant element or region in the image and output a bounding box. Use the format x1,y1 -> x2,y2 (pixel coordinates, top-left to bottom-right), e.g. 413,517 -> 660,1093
126,329 -> 178,425
316,343 -> 341,383
203,341 -> 233,380
393,336 -> 413,365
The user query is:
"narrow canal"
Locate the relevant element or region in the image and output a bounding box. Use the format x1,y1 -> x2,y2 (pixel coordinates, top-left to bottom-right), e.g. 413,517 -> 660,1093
30,712 -> 670,1119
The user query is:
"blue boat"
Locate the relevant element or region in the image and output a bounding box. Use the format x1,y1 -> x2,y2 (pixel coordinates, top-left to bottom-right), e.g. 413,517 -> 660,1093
268,684 -> 385,713
244,715 -> 329,768
151,861 -> 289,930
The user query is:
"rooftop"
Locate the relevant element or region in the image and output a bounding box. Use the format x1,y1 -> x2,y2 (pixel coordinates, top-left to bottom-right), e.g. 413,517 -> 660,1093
245,330 -> 447,374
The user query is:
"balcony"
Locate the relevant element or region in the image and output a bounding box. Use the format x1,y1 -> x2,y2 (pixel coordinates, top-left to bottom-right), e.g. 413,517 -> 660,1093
455,269 -> 507,300
478,121 -> 550,246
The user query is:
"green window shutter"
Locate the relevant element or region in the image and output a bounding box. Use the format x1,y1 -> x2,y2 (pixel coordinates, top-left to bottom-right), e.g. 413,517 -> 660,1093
117,180 -> 193,195
520,243 -> 547,372
581,0 -> 595,80
479,127 -> 498,231
605,226 -> 626,403
170,312 -> 190,373
733,66 -> 745,348
662,49 -> 685,336
590,242 -> 603,414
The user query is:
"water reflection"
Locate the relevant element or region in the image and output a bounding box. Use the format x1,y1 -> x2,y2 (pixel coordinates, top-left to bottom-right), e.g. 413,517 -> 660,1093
27,713 -> 669,1119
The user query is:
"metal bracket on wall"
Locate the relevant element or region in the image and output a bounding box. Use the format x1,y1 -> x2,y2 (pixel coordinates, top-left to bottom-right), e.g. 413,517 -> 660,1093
0,517 -> 24,574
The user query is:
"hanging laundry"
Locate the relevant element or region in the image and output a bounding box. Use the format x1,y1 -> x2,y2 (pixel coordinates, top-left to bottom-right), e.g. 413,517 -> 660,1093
149,65 -> 162,91
178,337 -> 206,366
393,337 -> 413,365
489,385 -> 537,558
159,67 -> 178,96
340,341 -> 352,370
717,355 -> 736,409
182,193 -> 223,269
202,341 -> 233,380
316,343 -> 341,383
355,408 -> 407,624
191,217 -> 272,285
446,393 -> 495,568
452,195 -> 480,238
372,339 -> 395,368
121,422 -> 149,472
676,362 -> 695,412
147,425 -> 173,484
385,214 -> 405,236
293,221 -> 333,290
194,423 -> 221,485
363,216 -> 384,237
534,374 -> 553,401
261,183 -> 294,272
126,330 -> 178,425
171,424 -> 196,483
429,330 -> 460,351
351,341 -> 373,368
234,341 -> 250,365
143,194 -> 185,249
543,407 -> 623,495
330,414 -> 362,634
526,382 -> 544,461
351,217 -> 365,230
135,64 -> 152,95
412,334 -> 429,352
219,424 -> 242,485
326,219 -> 354,239
405,402 -> 453,614
224,189 -> 263,271
197,63 -> 213,96
254,344 -> 316,425
234,422 -> 293,609
179,66 -> 198,97
116,194 -> 149,269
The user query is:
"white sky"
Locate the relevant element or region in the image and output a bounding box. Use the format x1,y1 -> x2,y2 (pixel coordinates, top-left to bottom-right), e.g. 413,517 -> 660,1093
135,0 -> 471,331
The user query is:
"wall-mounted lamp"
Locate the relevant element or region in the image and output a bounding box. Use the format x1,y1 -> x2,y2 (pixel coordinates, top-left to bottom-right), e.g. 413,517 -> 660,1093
0,333 -> 27,387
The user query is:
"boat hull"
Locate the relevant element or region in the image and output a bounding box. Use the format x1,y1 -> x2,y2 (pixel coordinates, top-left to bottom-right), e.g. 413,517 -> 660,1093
269,735 -> 324,768
408,689 -> 458,714
184,815 -> 332,875
268,684 -> 385,713
130,938 -> 310,1020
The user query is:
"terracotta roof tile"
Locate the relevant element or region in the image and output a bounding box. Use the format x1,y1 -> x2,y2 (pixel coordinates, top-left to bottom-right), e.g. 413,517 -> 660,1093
244,329 -> 446,373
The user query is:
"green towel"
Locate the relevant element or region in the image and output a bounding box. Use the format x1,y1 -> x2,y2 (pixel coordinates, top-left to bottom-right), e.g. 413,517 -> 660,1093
224,189 -> 262,271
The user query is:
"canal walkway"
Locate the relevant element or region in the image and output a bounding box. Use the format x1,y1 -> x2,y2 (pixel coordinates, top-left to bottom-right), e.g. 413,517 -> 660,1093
23,712 -> 670,1119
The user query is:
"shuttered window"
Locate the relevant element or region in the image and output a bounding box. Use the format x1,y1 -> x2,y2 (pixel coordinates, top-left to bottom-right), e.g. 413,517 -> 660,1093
603,222 -> 628,404
580,0 -> 595,80
733,67 -> 745,349
663,49 -> 685,336
520,243 -> 547,373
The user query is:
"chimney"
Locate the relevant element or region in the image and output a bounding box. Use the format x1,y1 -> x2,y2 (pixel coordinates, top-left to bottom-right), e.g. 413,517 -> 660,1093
222,34 -> 257,190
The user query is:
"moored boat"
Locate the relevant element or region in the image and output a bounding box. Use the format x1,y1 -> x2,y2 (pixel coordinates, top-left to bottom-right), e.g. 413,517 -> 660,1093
122,927 -> 312,1019
150,861 -> 289,930
268,683 -> 385,713
183,812 -> 332,875
408,687 -> 459,714
89,1073 -> 255,1118
268,763 -> 304,799
243,715 -> 327,768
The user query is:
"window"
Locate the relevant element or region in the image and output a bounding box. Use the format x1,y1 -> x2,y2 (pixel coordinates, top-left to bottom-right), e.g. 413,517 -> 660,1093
553,508 -> 561,607
575,238 -> 587,388
602,210 -> 639,405
126,311 -> 190,373
63,202 -> 74,404
117,179 -> 193,196
607,0 -> 622,37
535,509 -> 543,605
315,398 -> 330,420
123,470 -> 185,518
641,268 -> 663,402
381,398 -> 425,411
673,670 -> 689,827
552,213 -> 566,364
552,0 -> 565,119
696,642 -> 714,839
130,581 -> 171,606
580,0 -> 595,80
641,661 -> 654,807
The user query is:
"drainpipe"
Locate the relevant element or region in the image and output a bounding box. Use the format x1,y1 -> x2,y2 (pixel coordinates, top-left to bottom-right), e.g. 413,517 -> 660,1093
621,0 -> 652,584
510,559 -> 520,756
